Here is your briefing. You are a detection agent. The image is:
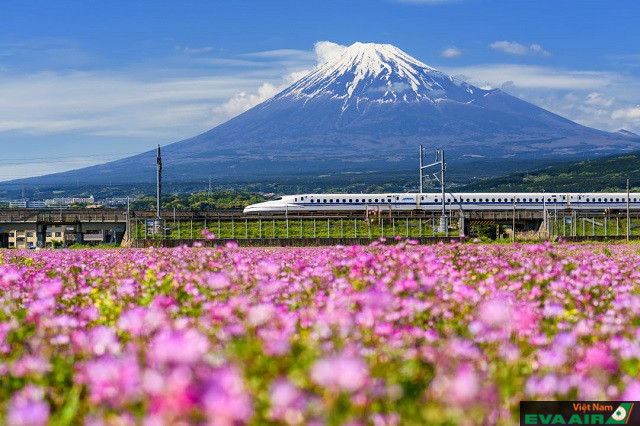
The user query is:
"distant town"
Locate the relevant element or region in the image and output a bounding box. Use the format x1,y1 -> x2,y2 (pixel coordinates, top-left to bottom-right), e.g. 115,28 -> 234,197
2,196 -> 132,209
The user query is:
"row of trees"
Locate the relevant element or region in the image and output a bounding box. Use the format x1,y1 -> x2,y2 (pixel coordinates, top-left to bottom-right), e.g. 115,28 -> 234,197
130,190 -> 268,211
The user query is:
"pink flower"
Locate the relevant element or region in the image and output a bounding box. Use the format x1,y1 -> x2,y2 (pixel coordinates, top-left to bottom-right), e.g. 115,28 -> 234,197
200,229 -> 217,241
73,326 -> 121,356
621,380 -> 640,401
77,355 -> 140,407
117,306 -> 166,337
259,261 -> 280,276
148,328 -> 209,365
447,364 -> 480,406
248,303 -> 275,327
269,379 -> 305,425
202,366 -> 253,426
37,279 -> 63,299
477,298 -> 511,328
143,366 -> 195,416
11,355 -> 51,377
207,272 -> 231,290
578,344 -> 618,374
7,385 -> 49,426
311,353 -> 369,393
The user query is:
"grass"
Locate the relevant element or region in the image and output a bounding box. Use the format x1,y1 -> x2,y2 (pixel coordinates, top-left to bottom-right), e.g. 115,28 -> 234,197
131,217 -> 456,240
129,216 -> 640,241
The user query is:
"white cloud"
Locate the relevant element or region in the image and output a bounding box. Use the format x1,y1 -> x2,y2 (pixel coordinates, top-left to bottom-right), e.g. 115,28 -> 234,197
441,62 -> 640,133
314,41 -> 348,65
529,44 -> 550,56
445,64 -> 612,90
612,107 -> 640,121
241,49 -> 314,60
174,45 -> 214,54
215,70 -> 309,118
441,47 -> 462,58
490,41 -> 550,56
0,71 -> 268,138
216,41 -> 347,117
585,92 -> 615,108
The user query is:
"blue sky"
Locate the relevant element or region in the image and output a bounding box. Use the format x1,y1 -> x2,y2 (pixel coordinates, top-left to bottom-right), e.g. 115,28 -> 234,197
1,0 -> 639,179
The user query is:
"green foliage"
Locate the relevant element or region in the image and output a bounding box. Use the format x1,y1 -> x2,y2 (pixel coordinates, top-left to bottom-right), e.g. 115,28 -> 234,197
130,190 -> 269,211
460,151 -> 640,192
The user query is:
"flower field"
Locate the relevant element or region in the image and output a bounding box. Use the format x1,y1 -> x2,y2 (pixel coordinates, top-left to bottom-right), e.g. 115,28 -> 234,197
1,242 -> 639,425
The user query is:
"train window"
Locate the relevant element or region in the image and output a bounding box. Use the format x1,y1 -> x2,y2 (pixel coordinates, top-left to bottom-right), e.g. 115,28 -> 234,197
497,198 -> 501,202
447,198 -> 451,202
598,198 -> 602,202
295,198 -> 297,202
535,198 -> 539,202
349,199 -> 352,202
616,198 -> 620,202
492,198 -> 495,202
472,198 -> 476,202
517,198 -> 520,202
434,198 -> 438,202
374,199 -> 378,202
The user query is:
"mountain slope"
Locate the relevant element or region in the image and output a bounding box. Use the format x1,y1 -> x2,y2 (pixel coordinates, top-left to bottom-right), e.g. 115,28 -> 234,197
6,42 -> 640,186
458,150 -> 640,192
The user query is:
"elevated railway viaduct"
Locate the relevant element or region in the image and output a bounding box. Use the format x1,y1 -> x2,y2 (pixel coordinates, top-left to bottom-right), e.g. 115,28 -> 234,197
0,208 -> 637,248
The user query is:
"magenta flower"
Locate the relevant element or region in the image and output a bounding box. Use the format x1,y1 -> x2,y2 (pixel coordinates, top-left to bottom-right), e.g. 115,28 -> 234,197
477,298 -> 511,328
7,385 -> 49,426
621,380 -> 640,401
202,366 -> 253,425
269,378 -> 305,424
76,355 -> 140,407
447,364 -> 480,406
148,328 -> 209,365
311,353 -> 369,393
143,366 -> 196,416
200,229 -> 217,241
207,272 -> 231,290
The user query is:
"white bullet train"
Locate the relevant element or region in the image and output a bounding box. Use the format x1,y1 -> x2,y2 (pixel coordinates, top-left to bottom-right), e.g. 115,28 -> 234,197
244,192 -> 640,214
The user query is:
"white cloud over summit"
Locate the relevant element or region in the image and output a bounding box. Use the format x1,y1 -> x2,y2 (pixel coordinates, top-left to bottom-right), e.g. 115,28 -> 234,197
314,41 -> 348,64
216,41 -> 348,118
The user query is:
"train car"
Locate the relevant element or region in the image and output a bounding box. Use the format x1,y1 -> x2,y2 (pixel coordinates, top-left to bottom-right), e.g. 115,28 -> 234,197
243,192 -> 640,214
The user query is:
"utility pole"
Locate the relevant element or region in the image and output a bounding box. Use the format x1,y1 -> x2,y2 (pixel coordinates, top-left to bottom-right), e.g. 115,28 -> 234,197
156,145 -> 162,220
627,178 -> 631,242
512,199 -> 516,243
419,145 -> 424,193
542,192 -> 547,239
420,147 -> 446,233
126,196 -> 130,241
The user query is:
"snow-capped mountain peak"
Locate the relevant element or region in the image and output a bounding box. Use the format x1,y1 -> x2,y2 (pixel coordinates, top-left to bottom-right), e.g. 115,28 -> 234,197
275,42 -> 481,108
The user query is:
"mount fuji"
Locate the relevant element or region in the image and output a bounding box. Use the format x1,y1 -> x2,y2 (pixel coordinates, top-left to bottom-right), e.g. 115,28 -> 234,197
10,42 -> 640,185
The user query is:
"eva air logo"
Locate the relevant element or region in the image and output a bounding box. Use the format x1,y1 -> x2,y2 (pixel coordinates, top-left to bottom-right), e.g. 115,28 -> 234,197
606,403 -> 634,424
